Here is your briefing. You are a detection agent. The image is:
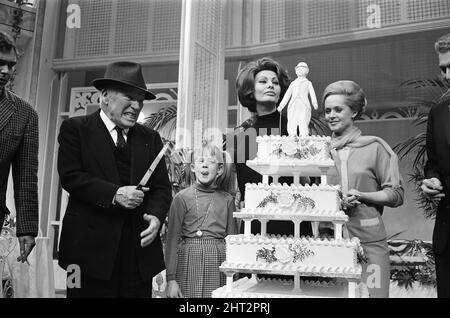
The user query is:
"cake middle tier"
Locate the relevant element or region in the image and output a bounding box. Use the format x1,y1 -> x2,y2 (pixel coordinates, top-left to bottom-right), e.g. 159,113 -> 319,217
221,234 -> 362,279
244,183 -> 341,213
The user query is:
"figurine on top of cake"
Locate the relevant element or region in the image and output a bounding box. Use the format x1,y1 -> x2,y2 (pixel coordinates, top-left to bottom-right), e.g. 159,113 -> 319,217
277,62 -> 318,137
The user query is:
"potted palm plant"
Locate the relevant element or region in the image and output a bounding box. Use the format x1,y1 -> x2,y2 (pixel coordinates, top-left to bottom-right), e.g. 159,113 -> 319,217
394,77 -> 450,219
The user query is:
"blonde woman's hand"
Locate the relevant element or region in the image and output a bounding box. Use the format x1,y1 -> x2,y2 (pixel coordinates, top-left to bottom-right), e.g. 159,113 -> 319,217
342,189 -> 362,211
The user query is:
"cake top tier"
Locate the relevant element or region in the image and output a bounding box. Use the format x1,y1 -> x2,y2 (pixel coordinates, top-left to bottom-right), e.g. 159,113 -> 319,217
251,135 -> 334,172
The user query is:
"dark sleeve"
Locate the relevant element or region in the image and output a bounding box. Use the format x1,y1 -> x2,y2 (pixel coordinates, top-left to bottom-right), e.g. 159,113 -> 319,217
12,108 -> 39,237
233,129 -> 257,202
235,162 -> 247,201
424,106 -> 442,180
226,196 -> 238,235
143,131 -> 172,224
57,119 -> 120,209
165,193 -> 186,281
280,113 -> 289,136
230,129 -> 247,201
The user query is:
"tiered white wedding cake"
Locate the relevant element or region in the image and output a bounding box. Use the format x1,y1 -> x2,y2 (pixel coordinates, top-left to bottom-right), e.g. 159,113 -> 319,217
213,135 -> 362,298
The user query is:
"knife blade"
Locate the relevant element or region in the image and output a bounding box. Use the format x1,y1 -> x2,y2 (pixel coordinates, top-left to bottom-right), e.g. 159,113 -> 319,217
136,143 -> 169,190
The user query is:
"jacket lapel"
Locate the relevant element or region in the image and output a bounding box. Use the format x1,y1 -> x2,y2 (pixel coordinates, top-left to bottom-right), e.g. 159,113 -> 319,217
85,111 -> 120,183
0,91 -> 16,133
129,127 -> 150,185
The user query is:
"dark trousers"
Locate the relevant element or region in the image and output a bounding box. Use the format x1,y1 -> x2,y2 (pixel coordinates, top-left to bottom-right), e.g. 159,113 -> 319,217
435,240 -> 450,298
0,214 -> 4,229
66,217 -> 151,298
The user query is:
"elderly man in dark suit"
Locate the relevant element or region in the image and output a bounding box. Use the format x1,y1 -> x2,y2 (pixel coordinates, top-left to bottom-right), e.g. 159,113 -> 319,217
421,33 -> 450,298
0,31 -> 38,263
57,61 -> 172,298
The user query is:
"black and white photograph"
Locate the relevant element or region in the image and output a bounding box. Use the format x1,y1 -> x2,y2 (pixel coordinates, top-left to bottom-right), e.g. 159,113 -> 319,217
1,0 -> 450,304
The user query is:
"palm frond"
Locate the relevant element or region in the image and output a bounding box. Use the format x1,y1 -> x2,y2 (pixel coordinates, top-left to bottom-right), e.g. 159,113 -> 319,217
387,230 -> 406,241
393,134 -> 427,170
401,78 -> 450,100
310,116 -> 331,136
143,104 -> 177,141
393,133 -> 426,159
406,167 -> 437,219
412,146 -> 427,170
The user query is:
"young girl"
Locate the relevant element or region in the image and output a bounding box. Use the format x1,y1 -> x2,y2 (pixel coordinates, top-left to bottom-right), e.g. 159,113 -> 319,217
165,143 -> 237,298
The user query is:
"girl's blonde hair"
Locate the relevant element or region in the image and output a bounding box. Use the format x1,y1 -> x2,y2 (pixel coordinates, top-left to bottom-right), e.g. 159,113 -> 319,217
188,142 -> 233,192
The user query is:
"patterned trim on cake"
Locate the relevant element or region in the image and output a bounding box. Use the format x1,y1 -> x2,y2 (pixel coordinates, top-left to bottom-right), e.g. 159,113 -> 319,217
256,192 -> 316,210
219,263 -> 362,279
226,234 -> 360,247
271,141 -> 322,160
257,192 -> 278,208
255,244 -> 315,264
211,277 -> 349,298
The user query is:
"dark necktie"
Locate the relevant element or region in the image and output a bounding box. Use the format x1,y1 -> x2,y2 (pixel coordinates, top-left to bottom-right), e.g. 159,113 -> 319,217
114,126 -> 126,149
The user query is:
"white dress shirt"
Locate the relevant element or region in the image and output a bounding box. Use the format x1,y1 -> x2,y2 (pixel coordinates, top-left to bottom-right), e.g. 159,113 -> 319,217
99,110 -> 129,146
99,110 -> 129,204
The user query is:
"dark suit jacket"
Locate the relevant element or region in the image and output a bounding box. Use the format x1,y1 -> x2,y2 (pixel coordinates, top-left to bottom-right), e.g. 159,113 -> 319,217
57,110 -> 172,281
0,90 -> 39,236
424,93 -> 450,254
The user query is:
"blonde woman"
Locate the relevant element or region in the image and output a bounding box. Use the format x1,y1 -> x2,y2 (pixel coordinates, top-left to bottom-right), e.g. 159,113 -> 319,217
323,80 -> 404,298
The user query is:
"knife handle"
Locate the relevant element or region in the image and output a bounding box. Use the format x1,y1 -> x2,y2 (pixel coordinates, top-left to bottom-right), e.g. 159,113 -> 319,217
136,184 -> 144,191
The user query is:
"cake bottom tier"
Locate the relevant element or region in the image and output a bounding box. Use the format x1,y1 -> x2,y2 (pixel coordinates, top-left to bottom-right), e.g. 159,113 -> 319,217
212,277 -> 360,298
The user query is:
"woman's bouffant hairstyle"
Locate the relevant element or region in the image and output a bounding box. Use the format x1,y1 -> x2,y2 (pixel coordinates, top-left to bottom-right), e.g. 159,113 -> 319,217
322,80 -> 367,120
236,57 -> 290,113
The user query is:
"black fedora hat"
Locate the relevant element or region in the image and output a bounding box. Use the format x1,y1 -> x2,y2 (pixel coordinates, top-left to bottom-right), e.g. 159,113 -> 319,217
93,61 -> 156,100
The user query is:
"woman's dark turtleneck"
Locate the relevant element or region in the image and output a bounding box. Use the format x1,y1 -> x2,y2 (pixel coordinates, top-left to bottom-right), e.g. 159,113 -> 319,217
252,110 -> 288,136
232,110 -> 287,200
